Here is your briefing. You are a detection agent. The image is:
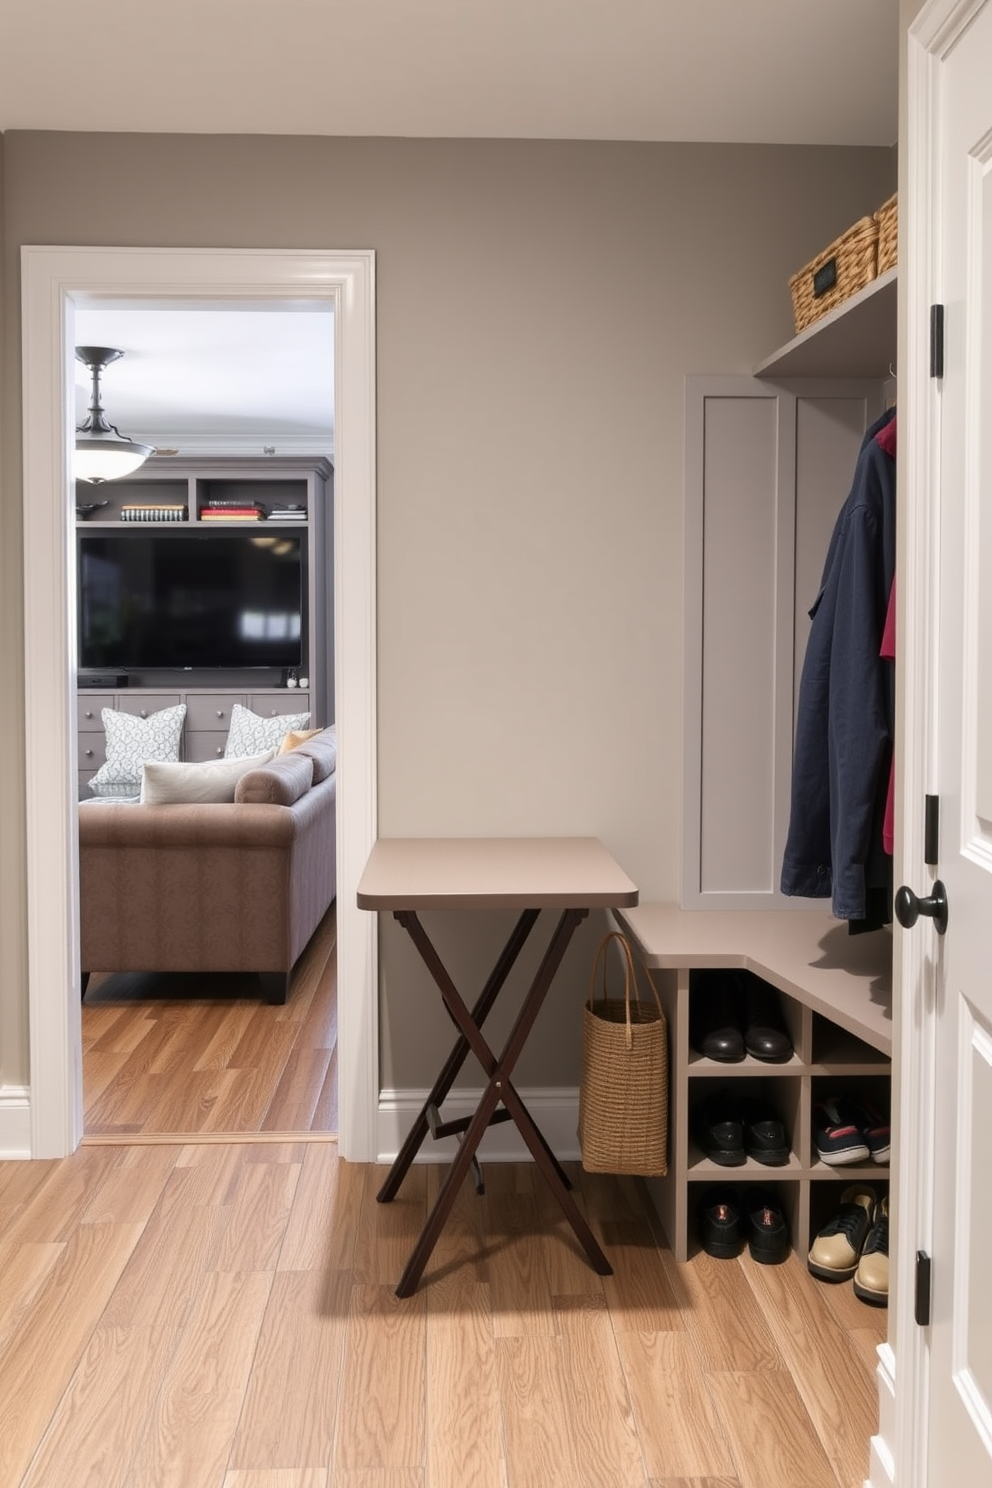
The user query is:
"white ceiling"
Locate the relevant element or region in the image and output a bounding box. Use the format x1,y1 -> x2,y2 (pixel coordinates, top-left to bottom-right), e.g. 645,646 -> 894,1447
73,304 -> 336,459
0,1 -> 898,145
23,0 -> 899,459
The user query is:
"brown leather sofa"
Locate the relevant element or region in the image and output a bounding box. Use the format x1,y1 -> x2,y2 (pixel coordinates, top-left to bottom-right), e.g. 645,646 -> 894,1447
78,729 -> 337,1004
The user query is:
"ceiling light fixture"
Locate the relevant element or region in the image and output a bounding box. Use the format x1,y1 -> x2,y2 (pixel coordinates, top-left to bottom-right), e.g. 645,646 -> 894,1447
74,346 -> 155,484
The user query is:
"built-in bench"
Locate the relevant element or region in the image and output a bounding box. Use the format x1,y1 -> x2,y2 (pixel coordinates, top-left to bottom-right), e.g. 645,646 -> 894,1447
612,902 -> 892,1261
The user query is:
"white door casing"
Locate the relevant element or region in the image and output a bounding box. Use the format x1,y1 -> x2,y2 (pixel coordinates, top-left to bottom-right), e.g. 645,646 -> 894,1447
20,246 -> 378,1162
897,2 -> 992,1483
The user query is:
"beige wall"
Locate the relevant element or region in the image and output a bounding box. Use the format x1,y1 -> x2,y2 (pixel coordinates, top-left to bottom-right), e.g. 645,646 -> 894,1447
0,132 -> 895,1093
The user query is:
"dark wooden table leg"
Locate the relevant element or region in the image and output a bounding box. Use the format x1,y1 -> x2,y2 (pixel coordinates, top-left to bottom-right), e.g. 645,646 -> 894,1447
389,905 -> 613,1295
376,908 -> 539,1204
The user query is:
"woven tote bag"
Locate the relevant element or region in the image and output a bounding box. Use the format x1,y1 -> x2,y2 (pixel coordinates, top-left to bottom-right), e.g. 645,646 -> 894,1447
578,930 -> 669,1176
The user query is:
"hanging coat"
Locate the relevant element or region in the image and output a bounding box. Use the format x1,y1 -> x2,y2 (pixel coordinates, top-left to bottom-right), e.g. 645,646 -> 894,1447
780,407 -> 896,923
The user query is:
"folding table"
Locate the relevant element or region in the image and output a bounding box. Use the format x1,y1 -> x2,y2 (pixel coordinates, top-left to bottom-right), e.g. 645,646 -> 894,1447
357,836 -> 639,1297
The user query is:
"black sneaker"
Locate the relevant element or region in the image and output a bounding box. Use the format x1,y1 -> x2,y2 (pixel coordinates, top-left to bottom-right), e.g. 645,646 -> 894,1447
740,1095 -> 789,1166
694,1089 -> 745,1166
851,1093 -> 891,1165
745,1187 -> 790,1264
696,1184 -> 743,1258
812,1097 -> 871,1165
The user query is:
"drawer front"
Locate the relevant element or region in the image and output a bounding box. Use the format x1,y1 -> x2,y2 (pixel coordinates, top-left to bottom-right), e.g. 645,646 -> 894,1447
248,692 -> 310,719
185,694 -> 245,732
78,694 -> 115,730
184,731 -> 229,762
116,693 -> 183,720
78,735 -> 107,771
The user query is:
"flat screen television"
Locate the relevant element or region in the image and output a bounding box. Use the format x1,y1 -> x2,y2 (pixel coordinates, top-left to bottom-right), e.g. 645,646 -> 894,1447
77,529 -> 305,671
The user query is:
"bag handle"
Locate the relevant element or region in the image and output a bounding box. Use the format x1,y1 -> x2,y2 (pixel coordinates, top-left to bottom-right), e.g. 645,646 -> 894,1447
588,930 -> 662,1050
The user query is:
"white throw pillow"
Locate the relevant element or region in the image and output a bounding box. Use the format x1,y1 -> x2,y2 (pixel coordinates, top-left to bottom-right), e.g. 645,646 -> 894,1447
89,704 -> 187,792
140,749 -> 276,805
224,702 -> 311,758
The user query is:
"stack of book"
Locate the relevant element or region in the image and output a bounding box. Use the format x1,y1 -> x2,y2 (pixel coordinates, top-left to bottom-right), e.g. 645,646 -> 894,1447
199,499 -> 267,522
267,503 -> 308,522
120,503 -> 187,522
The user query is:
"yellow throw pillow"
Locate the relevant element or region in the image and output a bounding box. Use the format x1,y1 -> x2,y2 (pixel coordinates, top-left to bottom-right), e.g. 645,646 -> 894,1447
278,728 -> 323,755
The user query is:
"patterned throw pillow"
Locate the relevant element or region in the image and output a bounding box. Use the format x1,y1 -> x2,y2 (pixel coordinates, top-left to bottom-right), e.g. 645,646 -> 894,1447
89,705 -> 187,793
139,749 -> 276,805
224,703 -> 310,758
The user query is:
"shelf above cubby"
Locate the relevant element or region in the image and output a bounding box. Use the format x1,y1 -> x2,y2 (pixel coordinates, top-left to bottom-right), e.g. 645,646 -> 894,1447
754,268 -> 897,380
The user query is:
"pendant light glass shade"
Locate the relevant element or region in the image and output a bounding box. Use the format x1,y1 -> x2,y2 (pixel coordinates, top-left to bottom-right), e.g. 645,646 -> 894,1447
74,346 -> 154,484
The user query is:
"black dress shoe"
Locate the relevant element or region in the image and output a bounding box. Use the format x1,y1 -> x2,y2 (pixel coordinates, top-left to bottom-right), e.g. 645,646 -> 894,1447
695,1089 -> 745,1165
697,1184 -> 743,1258
740,1095 -> 789,1165
741,975 -> 793,1062
745,1187 -> 790,1264
690,972 -> 745,1062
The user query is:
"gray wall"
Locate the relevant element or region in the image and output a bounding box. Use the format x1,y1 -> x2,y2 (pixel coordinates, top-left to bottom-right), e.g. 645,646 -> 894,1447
0,132 -> 896,1094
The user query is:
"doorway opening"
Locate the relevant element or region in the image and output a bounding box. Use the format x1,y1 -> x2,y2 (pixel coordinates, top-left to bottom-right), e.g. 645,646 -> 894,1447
20,246 -> 379,1163
72,297 -> 341,1139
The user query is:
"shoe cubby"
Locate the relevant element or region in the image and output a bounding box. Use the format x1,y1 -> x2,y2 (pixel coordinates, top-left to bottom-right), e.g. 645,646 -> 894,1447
691,1176 -> 801,1263
808,1073 -> 892,1171
612,904 -> 894,1265
808,1172 -> 890,1250
688,1075 -> 803,1177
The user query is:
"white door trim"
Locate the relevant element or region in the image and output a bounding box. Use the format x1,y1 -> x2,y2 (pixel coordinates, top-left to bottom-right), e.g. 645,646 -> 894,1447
19,245 -> 378,1162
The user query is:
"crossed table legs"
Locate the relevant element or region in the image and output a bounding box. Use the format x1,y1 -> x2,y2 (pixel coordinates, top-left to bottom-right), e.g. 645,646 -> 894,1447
377,905 -> 613,1298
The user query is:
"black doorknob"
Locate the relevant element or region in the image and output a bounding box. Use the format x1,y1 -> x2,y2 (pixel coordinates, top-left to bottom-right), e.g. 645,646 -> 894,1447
894,880 -> 948,936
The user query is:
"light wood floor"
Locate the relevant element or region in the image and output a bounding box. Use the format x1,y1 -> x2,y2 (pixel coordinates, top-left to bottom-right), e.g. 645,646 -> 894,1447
34,911 -> 885,1486
82,904 -> 338,1138
0,1139 -> 884,1488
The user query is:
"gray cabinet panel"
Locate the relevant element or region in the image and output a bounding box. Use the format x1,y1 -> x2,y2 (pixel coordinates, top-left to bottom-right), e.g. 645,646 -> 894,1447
684,377 -> 883,909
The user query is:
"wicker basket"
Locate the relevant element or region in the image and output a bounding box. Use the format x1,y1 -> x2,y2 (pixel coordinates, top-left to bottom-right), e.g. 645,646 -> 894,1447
875,193 -> 898,274
578,931 -> 668,1177
789,214 -> 879,335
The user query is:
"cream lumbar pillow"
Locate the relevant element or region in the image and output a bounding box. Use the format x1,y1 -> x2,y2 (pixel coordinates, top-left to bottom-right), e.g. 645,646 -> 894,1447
224,702 -> 310,758
89,704 -> 187,795
139,749 -> 276,805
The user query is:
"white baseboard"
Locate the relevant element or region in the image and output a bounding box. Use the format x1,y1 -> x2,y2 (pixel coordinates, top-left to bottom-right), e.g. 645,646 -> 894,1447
0,1086 -> 32,1159
866,1342 -> 897,1488
377,1087 -> 581,1165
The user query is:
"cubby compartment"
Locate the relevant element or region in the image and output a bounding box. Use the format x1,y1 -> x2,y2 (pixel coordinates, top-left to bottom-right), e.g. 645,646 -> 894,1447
687,1074 -> 802,1176
77,476 -> 191,524
810,1012 -> 891,1072
689,1175 -> 802,1261
806,1171 -> 890,1276
195,475 -> 309,520
686,966 -> 805,1068
809,1072 -> 892,1173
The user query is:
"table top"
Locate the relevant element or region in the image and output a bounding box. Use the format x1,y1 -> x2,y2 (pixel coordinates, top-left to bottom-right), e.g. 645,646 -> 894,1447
357,836 -> 639,912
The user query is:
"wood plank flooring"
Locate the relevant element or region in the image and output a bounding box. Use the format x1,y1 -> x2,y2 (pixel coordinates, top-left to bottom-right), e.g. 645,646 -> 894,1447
44,909 -> 887,1485
0,1143 -> 886,1488
82,904 -> 338,1138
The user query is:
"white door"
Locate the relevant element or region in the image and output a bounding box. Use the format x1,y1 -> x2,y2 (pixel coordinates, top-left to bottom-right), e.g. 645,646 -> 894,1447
911,1 -> 992,1479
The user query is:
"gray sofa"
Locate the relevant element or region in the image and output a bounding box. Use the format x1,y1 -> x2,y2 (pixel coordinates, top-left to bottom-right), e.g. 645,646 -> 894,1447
78,729 -> 337,1004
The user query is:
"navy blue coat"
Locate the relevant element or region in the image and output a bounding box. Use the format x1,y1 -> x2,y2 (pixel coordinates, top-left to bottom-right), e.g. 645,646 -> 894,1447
780,408 -> 896,921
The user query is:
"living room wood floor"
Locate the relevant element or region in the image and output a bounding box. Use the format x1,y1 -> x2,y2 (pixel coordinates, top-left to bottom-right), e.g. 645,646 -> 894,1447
3,911 -> 883,1487
82,903 -> 339,1138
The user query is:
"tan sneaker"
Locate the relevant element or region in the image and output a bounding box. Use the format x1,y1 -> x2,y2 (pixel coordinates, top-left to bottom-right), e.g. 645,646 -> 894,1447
807,1185 -> 876,1280
853,1195 -> 889,1305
